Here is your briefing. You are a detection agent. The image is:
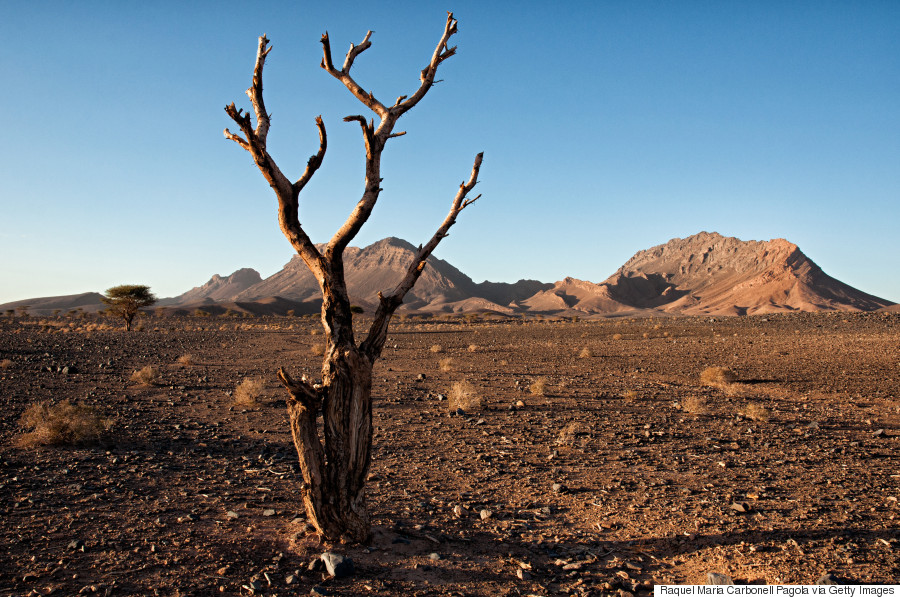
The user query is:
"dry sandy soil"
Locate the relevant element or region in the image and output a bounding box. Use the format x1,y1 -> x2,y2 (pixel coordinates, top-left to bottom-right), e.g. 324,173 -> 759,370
1,311 -> 898,596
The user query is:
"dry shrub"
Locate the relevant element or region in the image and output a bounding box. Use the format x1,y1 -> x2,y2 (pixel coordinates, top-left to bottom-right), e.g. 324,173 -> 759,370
529,376 -> 548,396
310,343 -> 326,356
176,354 -> 194,366
612,333 -> 623,341
0,359 -> 13,369
448,381 -> 481,413
700,366 -> 737,387
439,357 -> 454,372
130,365 -> 162,386
467,344 -> 478,353
642,332 -> 650,339
578,347 -> 593,359
17,400 -> 110,447
234,377 -> 266,407
622,389 -> 638,401
742,402 -> 770,422
430,344 -> 443,353
556,421 -> 588,446
682,395 -> 707,415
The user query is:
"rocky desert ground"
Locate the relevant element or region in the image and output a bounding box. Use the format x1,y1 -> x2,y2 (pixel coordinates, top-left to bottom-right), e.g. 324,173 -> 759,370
1,310 -> 898,596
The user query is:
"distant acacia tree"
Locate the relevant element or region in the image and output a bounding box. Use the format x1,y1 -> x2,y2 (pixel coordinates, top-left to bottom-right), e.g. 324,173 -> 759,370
102,285 -> 157,331
225,13 -> 482,541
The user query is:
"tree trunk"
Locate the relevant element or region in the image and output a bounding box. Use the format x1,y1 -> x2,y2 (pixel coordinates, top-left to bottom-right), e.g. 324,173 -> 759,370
284,341 -> 373,542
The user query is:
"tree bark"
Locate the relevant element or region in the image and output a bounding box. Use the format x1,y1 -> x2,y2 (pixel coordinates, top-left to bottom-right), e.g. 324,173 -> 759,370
226,12 -> 480,543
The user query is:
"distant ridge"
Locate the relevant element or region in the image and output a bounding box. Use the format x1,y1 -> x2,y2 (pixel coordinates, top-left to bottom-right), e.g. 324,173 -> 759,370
2,233 -> 893,317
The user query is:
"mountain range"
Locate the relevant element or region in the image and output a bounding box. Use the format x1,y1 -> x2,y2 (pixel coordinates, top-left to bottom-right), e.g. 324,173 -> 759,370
3,232 -> 894,317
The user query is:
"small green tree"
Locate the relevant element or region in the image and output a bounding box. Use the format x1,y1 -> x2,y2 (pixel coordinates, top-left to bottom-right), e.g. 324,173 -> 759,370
102,285 -> 157,331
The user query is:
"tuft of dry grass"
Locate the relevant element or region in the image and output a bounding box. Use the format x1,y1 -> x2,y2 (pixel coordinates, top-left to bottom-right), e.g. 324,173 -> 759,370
439,357 -> 454,372
467,344 -> 478,353
622,389 -> 638,401
17,400 -> 110,447
578,347 -> 593,359
700,366 -> 737,387
556,421 -> 588,446
430,344 -> 443,353
681,395 -> 707,415
742,402 -> 770,422
448,381 -> 481,413
612,333 -> 623,341
310,343 -> 326,356
233,377 -> 266,407
0,358 -> 13,369
176,354 -> 194,366
529,376 -> 549,396
130,365 -> 162,386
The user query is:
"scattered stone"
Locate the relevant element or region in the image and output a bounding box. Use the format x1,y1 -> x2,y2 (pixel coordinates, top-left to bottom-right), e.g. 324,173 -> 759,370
730,501 -> 752,513
515,400 -> 526,408
68,539 -> 84,551
429,552 -> 441,561
707,572 -> 734,585
307,558 -> 324,573
480,509 -> 493,520
226,511 -> 239,519
310,586 -> 331,596
816,573 -> 843,585
263,509 -> 276,517
245,579 -> 264,592
453,505 -> 464,518
551,482 -> 567,493
873,428 -> 886,438
285,574 -> 297,585
417,373 -> 426,381
321,552 -> 354,578
517,568 -> 532,580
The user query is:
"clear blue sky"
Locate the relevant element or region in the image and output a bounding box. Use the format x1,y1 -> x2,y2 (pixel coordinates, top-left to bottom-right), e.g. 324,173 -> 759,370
2,1 -> 898,305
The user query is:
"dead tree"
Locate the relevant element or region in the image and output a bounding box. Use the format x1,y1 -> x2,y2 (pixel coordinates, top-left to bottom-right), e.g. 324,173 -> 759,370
224,13 -> 482,542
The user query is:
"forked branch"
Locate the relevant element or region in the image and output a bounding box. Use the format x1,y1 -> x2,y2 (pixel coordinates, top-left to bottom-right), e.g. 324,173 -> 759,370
361,152 -> 483,358
224,35 -> 328,278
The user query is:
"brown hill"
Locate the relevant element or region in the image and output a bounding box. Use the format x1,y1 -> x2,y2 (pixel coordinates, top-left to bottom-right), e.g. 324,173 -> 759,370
542,232 -> 892,316
0,292 -> 106,316
159,268 -> 262,306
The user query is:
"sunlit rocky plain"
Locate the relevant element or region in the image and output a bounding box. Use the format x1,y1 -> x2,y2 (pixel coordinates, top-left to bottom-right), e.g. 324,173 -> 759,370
1,309 -> 898,595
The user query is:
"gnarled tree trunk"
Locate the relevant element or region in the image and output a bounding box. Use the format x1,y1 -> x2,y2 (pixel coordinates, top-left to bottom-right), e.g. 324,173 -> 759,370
225,12 -> 482,542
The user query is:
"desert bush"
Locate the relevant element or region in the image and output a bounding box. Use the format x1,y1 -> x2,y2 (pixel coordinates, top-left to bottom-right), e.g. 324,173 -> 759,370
430,344 -> 443,353
448,381 -> 481,413
130,365 -> 162,386
578,347 -> 593,359
0,359 -> 13,369
742,402 -> 770,422
529,376 -> 548,396
17,400 -> 110,447
681,396 -> 707,415
310,343 -> 326,356
467,344 -> 478,353
700,366 -> 737,387
234,377 -> 266,407
622,389 -> 638,401
439,357 -> 454,372
176,354 -> 195,366
612,333 -> 623,341
556,421 -> 588,446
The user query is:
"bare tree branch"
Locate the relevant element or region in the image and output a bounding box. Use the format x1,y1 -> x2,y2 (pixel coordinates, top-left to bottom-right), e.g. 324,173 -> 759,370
391,12 -> 458,119
225,36 -> 327,279
320,32 -> 388,120
361,152 -> 483,359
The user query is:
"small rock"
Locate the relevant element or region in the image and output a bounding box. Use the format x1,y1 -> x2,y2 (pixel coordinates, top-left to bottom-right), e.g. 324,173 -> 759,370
417,373 -> 426,381
517,568 -> 532,580
285,574 -> 297,585
321,552 -> 354,578
730,501 -> 752,513
310,586 -> 331,596
263,509 -> 276,517
707,572 -> 734,585
551,482 -> 566,493
226,511 -> 239,519
873,429 -> 886,438
68,540 -> 84,550
515,400 -> 525,408
429,553 -> 441,561
480,509 -> 493,520
453,505 -> 464,518
307,558 -> 324,572
816,573 -> 843,585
